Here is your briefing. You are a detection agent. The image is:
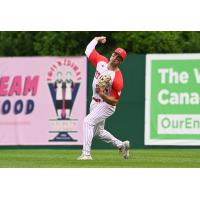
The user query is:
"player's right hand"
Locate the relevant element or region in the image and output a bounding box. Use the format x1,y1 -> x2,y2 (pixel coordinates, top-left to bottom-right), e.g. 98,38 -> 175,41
95,36 -> 106,44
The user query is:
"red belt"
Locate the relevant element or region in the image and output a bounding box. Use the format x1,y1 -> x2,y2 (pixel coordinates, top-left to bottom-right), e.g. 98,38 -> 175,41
92,97 -> 102,102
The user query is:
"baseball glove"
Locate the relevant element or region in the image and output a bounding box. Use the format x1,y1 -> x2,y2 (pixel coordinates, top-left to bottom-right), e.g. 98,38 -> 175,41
96,74 -> 111,89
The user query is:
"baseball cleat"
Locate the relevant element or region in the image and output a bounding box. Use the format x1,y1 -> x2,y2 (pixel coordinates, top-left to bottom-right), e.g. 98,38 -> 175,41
119,140 -> 130,159
77,154 -> 93,160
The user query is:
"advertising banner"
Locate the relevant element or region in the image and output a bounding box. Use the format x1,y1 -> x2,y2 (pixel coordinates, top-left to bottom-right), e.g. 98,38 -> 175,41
0,57 -> 87,145
145,54 -> 200,145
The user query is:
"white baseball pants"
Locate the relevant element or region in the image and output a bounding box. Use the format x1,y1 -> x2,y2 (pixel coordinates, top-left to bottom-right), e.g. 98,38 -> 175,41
82,100 -> 123,156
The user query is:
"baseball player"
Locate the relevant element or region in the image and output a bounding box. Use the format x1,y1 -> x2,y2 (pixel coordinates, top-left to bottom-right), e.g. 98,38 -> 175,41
78,36 -> 130,160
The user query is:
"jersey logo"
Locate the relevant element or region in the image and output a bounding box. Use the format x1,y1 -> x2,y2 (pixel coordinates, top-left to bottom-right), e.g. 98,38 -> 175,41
95,70 -> 101,79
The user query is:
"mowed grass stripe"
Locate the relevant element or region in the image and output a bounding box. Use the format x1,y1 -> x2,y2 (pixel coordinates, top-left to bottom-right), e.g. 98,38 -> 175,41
0,149 -> 200,167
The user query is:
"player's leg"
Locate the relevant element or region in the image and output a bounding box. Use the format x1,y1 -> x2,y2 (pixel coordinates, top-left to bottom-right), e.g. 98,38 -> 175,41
94,121 -> 130,159
94,120 -> 123,149
78,102 -> 115,160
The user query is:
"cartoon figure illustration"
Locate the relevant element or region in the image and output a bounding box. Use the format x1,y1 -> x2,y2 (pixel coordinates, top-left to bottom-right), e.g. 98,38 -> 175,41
48,66 -> 80,142
54,71 -> 64,119
64,71 -> 74,119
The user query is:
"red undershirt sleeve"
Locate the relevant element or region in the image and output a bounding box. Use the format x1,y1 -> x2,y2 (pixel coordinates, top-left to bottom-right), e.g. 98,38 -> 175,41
110,71 -> 124,99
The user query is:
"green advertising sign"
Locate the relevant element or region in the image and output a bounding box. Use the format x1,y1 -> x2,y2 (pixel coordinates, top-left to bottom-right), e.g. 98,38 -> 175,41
145,54 -> 200,145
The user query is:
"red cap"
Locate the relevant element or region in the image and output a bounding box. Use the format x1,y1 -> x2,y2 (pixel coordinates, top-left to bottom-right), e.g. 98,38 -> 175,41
114,48 -> 127,60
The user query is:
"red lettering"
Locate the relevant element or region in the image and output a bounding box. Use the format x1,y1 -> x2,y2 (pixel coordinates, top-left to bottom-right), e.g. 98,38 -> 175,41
95,71 -> 101,79
0,76 -> 9,96
57,61 -> 62,66
8,76 -> 22,96
23,76 -> 39,96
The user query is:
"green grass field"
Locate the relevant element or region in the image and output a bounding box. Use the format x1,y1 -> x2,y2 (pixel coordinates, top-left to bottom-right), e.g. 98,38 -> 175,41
1,149 -> 200,167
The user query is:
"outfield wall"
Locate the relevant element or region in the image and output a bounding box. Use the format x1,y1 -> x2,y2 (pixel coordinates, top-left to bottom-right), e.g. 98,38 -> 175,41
2,54 -> 200,148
